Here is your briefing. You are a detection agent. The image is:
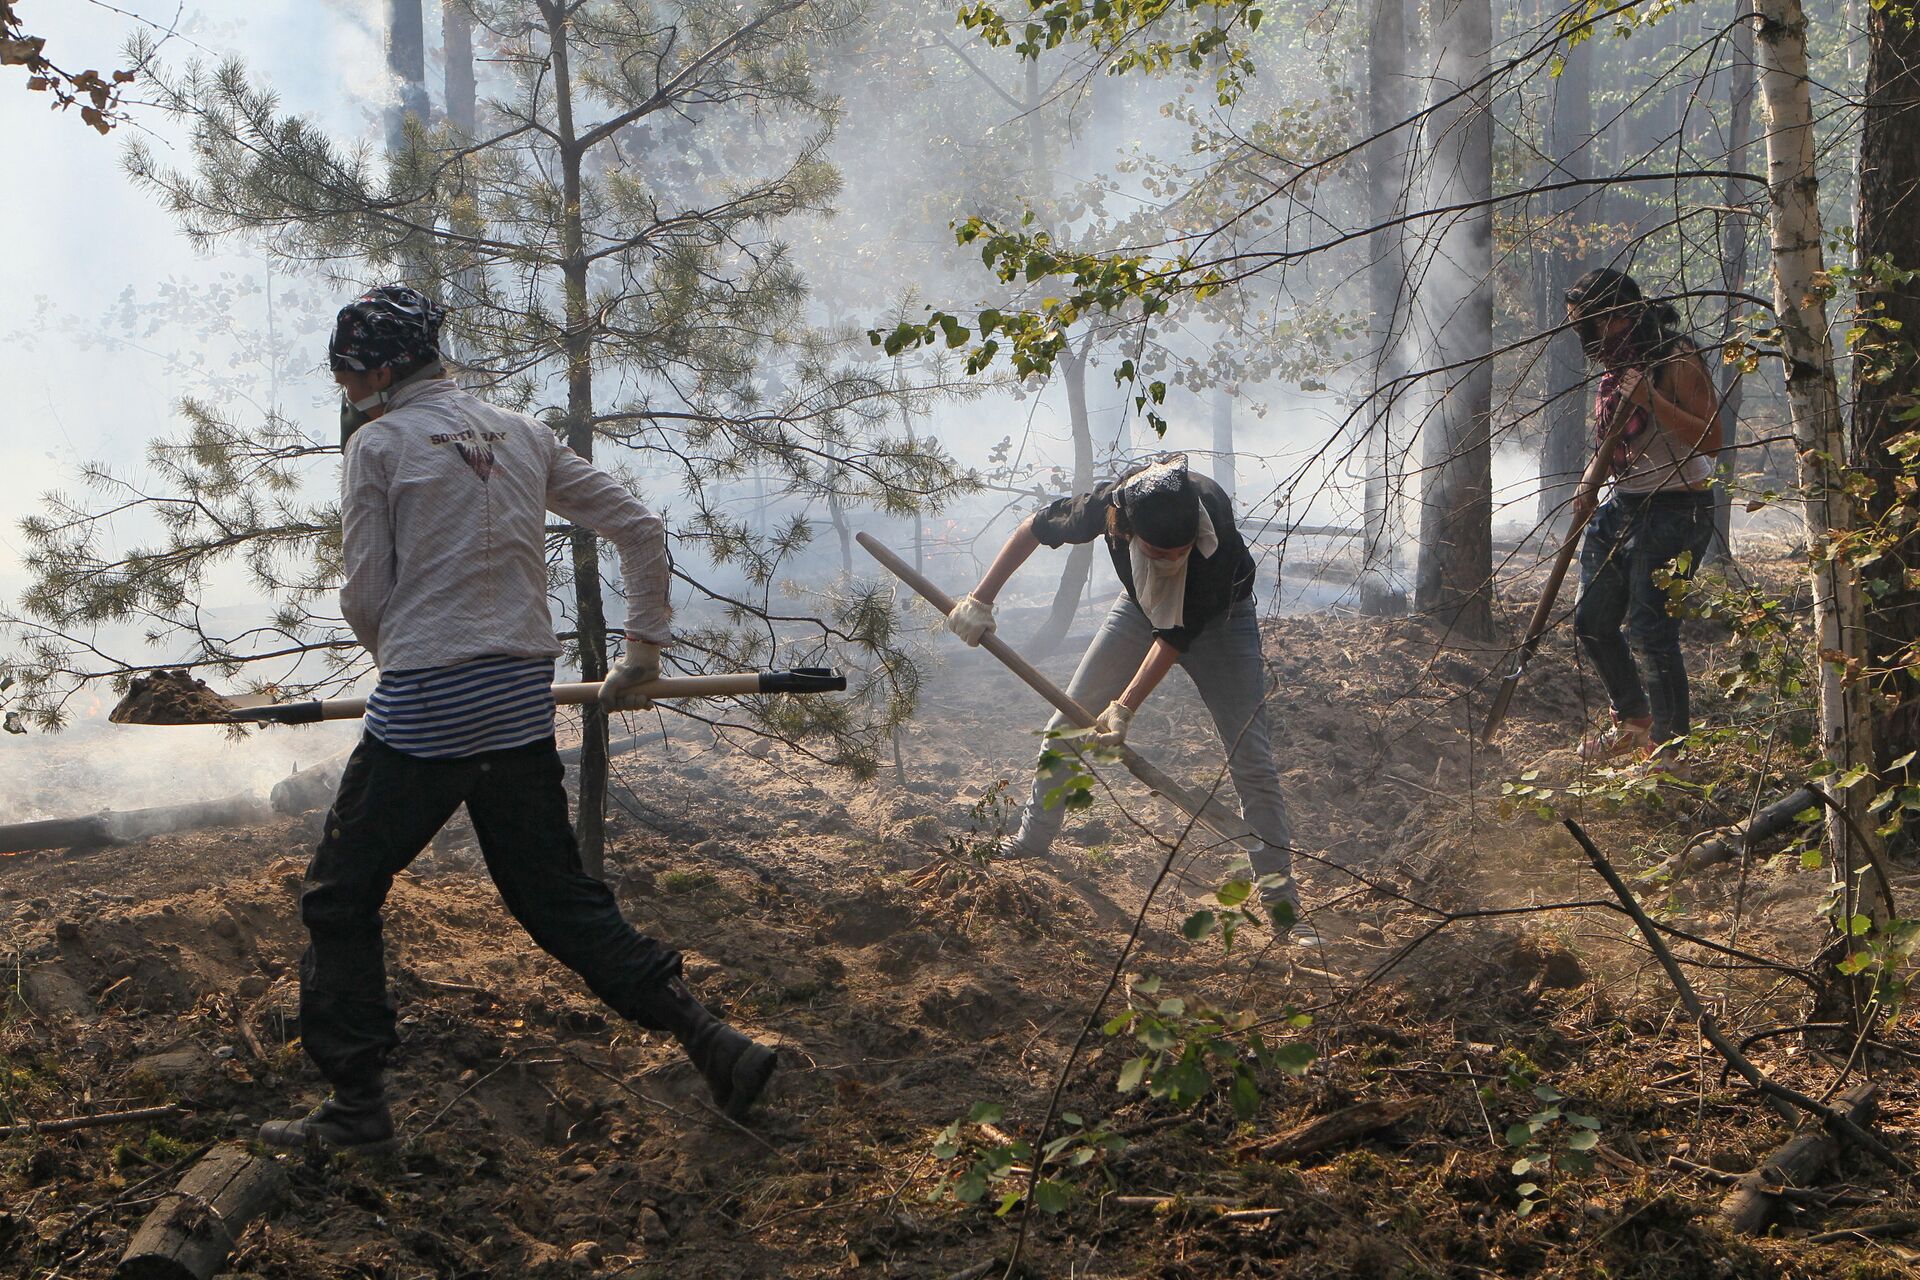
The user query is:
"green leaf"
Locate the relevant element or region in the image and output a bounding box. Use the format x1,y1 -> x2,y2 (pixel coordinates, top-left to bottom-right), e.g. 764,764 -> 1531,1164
955,1168 -> 988,1203
1156,996 -> 1187,1017
1230,1071 -> 1259,1121
1116,1055 -> 1150,1093
1516,1182 -> 1540,1197
1506,1123 -> 1535,1147
1532,1083 -> 1564,1103
1848,913 -> 1873,936
1512,1156 -> 1533,1175
1216,878 -> 1252,908
1133,974 -> 1161,995
968,1101 -> 1005,1126
1272,1041 -> 1315,1077
1032,1179 -> 1071,1214
1102,1011 -> 1134,1036
1567,1129 -> 1598,1151
1181,910 -> 1218,941
1802,848 -> 1825,870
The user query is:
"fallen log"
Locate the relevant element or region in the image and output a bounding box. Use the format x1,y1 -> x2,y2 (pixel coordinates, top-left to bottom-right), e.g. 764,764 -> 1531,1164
1719,1083 -> 1878,1234
1244,1097 -> 1424,1162
0,792 -> 271,858
115,1142 -> 287,1280
1669,786 -> 1818,877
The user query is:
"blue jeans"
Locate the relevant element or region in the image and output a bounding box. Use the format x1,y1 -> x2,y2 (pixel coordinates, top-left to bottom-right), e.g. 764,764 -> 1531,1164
1011,597 -> 1295,883
1574,490 -> 1716,745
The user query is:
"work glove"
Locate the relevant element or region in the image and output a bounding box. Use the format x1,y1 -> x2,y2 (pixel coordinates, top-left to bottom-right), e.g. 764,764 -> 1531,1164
1090,700 -> 1134,748
599,640 -> 663,712
944,593 -> 996,647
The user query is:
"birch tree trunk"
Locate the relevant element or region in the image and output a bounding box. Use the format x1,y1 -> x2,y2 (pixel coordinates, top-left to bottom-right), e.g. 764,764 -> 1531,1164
1412,0 -> 1495,640
1027,336 -> 1098,658
1753,0 -> 1876,902
1361,0 -> 1409,616
1210,384 -> 1236,499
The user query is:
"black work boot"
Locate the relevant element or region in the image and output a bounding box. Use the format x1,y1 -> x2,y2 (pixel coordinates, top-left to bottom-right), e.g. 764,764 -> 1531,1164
258,1078 -> 396,1155
662,977 -> 777,1121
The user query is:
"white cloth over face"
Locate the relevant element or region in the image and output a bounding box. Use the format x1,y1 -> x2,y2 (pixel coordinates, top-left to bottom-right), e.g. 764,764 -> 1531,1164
1128,499 -> 1218,630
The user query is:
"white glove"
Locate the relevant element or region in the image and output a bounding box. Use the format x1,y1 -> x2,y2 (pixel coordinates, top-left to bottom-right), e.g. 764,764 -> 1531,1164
945,593 -> 996,647
1090,700 -> 1133,748
599,640 -> 663,712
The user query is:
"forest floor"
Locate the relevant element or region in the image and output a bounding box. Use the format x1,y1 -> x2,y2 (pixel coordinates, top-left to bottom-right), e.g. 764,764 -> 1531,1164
4,547 -> 1918,1279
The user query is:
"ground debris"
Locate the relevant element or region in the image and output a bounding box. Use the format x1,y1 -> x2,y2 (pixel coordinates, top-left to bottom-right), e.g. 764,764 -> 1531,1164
107,670 -> 237,726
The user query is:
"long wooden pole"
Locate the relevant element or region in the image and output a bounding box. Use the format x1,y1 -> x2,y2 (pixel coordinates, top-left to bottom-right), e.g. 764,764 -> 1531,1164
1479,393 -> 1641,744
855,532 -> 1264,856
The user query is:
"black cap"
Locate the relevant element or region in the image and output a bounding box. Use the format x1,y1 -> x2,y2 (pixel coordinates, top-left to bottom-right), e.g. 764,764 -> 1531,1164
1119,456 -> 1199,548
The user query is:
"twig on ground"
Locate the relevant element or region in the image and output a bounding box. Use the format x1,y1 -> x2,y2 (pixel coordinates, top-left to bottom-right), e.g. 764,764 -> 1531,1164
0,1104 -> 183,1138
1565,818 -> 1912,1175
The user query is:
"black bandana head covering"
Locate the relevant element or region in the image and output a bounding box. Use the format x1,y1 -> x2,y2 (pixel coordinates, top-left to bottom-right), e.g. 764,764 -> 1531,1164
329,285 -> 446,372
1118,454 -> 1200,548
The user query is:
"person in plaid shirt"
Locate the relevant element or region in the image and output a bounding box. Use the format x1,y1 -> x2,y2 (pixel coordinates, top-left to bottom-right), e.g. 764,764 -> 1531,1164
261,286 -> 776,1154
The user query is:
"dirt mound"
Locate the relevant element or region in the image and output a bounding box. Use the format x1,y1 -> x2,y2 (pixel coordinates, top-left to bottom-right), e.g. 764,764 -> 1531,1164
107,669 -> 237,725
6,589 -> 1917,1279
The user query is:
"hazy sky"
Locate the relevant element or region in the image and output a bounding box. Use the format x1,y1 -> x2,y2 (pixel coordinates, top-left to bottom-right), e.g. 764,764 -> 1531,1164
0,2 -> 383,599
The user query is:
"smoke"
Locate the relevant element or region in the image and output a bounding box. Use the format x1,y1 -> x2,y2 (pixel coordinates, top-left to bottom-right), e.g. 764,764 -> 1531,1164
0,705 -> 362,826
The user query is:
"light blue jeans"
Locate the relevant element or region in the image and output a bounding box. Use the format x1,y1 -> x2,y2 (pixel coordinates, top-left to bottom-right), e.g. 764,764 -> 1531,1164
1010,596 -> 1295,884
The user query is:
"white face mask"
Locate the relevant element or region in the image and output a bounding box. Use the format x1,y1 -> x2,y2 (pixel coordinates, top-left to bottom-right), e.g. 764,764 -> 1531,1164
1144,549 -> 1190,575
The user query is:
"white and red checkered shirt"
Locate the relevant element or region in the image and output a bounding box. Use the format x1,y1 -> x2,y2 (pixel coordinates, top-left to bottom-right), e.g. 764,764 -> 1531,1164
339,377 -> 671,673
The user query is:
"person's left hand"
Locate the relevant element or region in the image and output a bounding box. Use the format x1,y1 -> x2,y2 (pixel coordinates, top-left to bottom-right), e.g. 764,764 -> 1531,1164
1090,700 -> 1134,748
600,639 -> 663,711
1620,368 -> 1652,410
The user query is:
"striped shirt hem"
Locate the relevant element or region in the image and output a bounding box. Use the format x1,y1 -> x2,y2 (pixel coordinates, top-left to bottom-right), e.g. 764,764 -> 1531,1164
365,655 -> 556,759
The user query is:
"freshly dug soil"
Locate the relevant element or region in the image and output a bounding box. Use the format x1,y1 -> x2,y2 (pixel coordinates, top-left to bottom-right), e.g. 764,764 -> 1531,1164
107,669 -> 238,725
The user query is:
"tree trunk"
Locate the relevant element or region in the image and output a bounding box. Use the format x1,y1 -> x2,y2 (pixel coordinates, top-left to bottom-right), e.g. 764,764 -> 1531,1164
1027,338 -> 1097,658
116,1144 -> 288,1280
1362,0 -> 1408,615
1413,0 -> 1495,641
1712,1 -> 1758,564
548,7 -> 612,879
441,0 -> 476,135
1211,384 -> 1236,499
385,0 -> 430,153
1852,0 -> 1920,768
1754,0 -> 1877,910
1536,17 -> 1592,539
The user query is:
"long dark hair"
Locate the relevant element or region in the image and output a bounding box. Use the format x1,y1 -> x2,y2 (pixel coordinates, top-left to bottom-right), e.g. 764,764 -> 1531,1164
1565,268 -> 1688,366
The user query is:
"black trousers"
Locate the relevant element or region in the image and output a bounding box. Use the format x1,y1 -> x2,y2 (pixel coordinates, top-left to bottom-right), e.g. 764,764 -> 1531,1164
298,733 -> 683,1090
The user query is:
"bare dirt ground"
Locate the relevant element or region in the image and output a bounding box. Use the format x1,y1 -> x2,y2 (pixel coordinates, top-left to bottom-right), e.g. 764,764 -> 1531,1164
5,569 -> 1918,1279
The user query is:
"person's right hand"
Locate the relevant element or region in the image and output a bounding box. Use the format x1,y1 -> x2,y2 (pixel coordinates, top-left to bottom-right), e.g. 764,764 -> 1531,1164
945,593 -> 996,646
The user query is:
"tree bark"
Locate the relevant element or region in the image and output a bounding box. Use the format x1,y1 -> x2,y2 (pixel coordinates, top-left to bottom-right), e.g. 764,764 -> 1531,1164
1361,0 -> 1408,615
1712,2 -> 1758,564
1535,17 -> 1592,539
1718,1083 -> 1878,1233
441,0 -> 476,135
116,1144 -> 288,1280
1413,0 -> 1495,640
547,4 -> 612,879
385,0 -> 430,153
1211,383 -> 1236,500
1754,0 -> 1877,909
1027,337 -> 1097,658
1852,0 -> 1920,768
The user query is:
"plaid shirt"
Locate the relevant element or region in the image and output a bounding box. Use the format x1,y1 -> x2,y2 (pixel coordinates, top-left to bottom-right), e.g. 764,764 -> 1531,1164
339,378 -> 671,672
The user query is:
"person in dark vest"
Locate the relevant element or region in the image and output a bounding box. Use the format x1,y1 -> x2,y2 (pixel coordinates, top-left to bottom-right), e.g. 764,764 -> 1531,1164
1564,268 -> 1724,762
944,454 -> 1310,942
261,286 -> 776,1154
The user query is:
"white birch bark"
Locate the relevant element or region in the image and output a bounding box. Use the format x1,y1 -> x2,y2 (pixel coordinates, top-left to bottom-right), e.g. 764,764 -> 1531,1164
1752,0 -> 1877,903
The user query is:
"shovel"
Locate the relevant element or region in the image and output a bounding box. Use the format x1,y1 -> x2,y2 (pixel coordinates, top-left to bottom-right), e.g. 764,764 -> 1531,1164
113,669 -> 847,726
1478,393 -> 1641,746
